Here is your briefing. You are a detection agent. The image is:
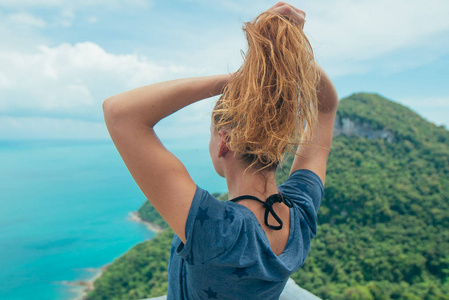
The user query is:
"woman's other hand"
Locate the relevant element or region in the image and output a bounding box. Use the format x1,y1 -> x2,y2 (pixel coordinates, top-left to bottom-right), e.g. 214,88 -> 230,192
267,2 -> 306,28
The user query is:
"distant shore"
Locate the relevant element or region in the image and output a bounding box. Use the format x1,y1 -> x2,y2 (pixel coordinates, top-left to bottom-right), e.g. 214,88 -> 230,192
128,211 -> 164,233
61,265 -> 109,300
127,211 -> 165,233
65,211 -> 162,300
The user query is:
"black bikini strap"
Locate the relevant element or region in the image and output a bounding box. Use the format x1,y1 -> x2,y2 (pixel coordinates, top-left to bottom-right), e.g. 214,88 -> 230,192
230,194 -> 292,230
230,195 -> 264,204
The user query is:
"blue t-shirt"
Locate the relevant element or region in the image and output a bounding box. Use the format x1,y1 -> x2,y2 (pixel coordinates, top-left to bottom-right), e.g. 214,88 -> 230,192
167,169 -> 324,300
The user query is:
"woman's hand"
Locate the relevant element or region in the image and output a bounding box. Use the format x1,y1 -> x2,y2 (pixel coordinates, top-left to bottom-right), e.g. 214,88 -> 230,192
268,2 -> 306,28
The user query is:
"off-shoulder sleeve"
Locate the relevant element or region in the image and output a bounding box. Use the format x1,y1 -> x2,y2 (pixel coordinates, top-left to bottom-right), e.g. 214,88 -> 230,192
278,169 -> 324,237
176,186 -> 243,265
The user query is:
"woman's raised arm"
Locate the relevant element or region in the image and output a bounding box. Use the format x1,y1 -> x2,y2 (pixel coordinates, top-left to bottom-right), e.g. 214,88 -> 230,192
103,74 -> 231,128
289,65 -> 338,185
103,74 -> 231,243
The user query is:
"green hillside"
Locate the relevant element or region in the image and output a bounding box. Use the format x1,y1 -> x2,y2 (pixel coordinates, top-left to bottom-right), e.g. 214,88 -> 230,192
87,93 -> 449,300
286,94 -> 449,299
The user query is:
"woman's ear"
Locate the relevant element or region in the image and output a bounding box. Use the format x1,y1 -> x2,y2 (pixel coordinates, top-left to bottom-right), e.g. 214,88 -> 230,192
218,130 -> 230,158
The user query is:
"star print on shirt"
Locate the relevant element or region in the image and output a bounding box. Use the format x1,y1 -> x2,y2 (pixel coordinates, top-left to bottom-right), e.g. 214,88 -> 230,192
203,287 -> 218,299
232,267 -> 249,278
224,208 -> 235,222
297,182 -> 309,193
195,207 -> 210,226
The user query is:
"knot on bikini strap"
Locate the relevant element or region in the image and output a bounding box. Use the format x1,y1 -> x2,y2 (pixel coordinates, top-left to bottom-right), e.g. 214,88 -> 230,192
264,194 -> 293,208
229,193 -> 293,231
263,194 -> 289,230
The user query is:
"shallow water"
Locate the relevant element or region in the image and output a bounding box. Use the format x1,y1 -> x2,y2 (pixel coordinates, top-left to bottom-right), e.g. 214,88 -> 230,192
0,139 -> 226,300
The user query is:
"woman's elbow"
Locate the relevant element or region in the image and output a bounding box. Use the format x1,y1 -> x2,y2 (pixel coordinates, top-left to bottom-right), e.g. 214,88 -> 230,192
102,96 -> 115,117
102,96 -> 124,123
102,96 -> 125,132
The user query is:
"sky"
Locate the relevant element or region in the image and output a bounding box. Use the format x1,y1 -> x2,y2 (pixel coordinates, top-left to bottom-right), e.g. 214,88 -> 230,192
0,0 -> 448,142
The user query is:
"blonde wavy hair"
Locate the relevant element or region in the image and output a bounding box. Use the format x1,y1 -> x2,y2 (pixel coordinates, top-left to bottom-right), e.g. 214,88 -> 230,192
212,11 -> 320,172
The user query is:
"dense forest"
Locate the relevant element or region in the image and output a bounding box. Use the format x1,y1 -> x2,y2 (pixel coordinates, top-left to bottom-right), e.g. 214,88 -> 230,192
86,93 -> 449,300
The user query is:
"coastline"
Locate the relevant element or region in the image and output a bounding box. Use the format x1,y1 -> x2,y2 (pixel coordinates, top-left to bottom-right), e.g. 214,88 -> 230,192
61,265 -> 109,300
127,211 -> 165,233
66,211 -> 163,300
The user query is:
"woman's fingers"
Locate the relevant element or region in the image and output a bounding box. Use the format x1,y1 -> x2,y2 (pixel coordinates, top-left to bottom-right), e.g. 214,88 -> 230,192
267,2 -> 306,28
267,1 -> 286,11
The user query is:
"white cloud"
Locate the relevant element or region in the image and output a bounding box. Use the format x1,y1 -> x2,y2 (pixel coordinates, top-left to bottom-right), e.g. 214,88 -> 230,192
0,11 -> 48,53
57,8 -> 75,27
7,13 -> 47,28
0,42 -> 196,121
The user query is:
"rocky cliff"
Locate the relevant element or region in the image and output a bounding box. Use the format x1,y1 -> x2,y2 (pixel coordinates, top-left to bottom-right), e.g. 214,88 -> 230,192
333,116 -> 396,142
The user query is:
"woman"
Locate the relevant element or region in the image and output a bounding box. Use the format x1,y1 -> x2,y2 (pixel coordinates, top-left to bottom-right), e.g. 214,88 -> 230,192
103,2 -> 338,299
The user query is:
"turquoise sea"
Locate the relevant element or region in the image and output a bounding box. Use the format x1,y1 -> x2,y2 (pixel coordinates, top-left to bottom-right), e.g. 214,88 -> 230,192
0,139 -> 227,300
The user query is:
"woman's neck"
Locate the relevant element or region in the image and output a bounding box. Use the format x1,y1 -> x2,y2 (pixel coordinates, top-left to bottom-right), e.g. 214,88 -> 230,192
225,167 -> 278,201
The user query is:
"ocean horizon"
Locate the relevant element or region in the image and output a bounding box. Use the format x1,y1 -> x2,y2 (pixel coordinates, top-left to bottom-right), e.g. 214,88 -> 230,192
0,139 -> 227,300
